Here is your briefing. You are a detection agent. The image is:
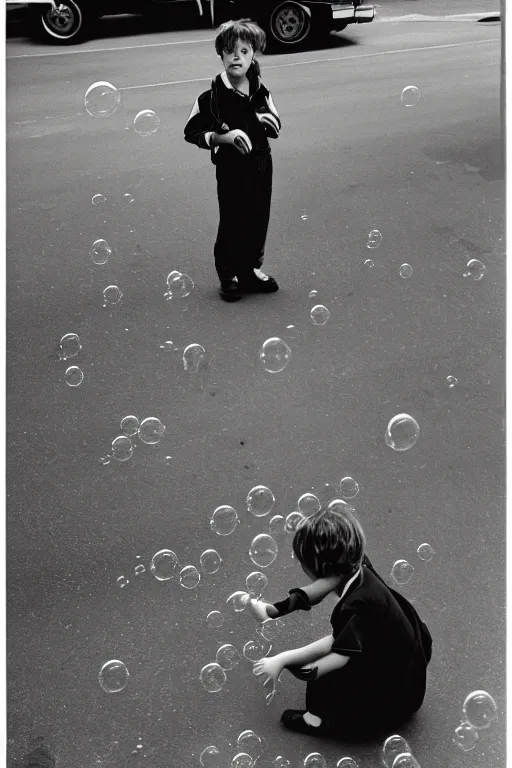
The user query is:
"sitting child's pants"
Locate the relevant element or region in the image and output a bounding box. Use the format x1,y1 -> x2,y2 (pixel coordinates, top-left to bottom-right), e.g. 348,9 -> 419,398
213,152 -> 273,281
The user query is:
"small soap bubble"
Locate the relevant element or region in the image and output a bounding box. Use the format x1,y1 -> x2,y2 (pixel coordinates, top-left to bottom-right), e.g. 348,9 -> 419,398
399,263 -> 413,279
463,259 -> 486,281
391,559 -> 415,585
167,271 -> 194,298
327,498 -> 355,514
237,731 -> 263,757
260,338 -> 292,374
206,610 -> 224,628
382,736 -> 412,768
150,549 -> 178,581
249,534 -> 278,567
100,455 -> 111,466
339,477 -> 359,499
301,213 -> 308,221
310,305 -> 330,326
308,290 -> 318,300
179,565 -> 200,589
120,415 -> 139,437
284,511 -> 305,533
211,505 -> 239,536
273,758 -> 290,768
90,238 -> 112,265
138,417 -> 165,445
103,285 -> 123,306
401,85 -> 421,107
98,660 -> 129,693
226,591 -> 250,612
116,575 -> 129,588
463,690 -> 498,729
200,662 -> 227,693
385,413 -> 420,451
391,756 -> 420,768
232,754 -> 253,768
336,760 -> 359,768
366,230 -> 382,249
59,333 -> 81,360
123,192 -> 135,204
200,549 -> 223,574
246,571 -> 268,599
304,753 -> 326,768
269,514 -> 285,535
416,543 -> 435,562
247,485 -> 275,517
65,366 -> 83,387
111,435 -> 134,462
160,341 -> 176,351
134,564 -> 145,576
216,643 -> 240,670
446,375 -> 458,388
92,193 -> 106,206
183,343 -> 206,372
364,258 -> 375,269
257,617 -> 285,641
200,746 -> 223,768
134,109 -> 161,136
243,639 -> 272,661
453,722 -> 479,751
85,81 -> 122,118
297,493 -> 321,516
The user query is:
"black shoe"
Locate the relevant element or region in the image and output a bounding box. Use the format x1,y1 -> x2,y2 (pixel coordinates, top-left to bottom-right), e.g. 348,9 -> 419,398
219,278 -> 242,302
238,269 -> 279,293
280,710 -> 330,736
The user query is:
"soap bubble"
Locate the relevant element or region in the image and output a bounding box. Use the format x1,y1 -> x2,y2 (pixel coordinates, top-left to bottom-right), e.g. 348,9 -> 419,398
260,338 -> 292,373
103,285 -> 123,306
123,192 -> 135,204
385,413 -> 420,451
391,559 -> 415,585
183,343 -> 205,372
237,730 -> 263,757
364,259 -> 375,269
90,238 -> 112,265
401,85 -> 420,106
232,755 -> 253,768
179,565 -> 200,589
366,230 -> 382,249
200,549 -> 223,574
391,756 -> 420,768
453,721 -> 479,751
243,639 -> 272,661
399,263 -> 413,279
92,193 -> 106,206
247,485 -> 275,517
309,290 -> 318,299
284,511 -> 305,533
249,534 -> 278,567
211,505 -> 239,535
416,543 -> 435,562
200,662 -> 226,693
463,259 -> 486,281
166,271 -> 194,298
226,591 -> 250,612
150,549 -> 178,581
216,643 -> 240,670
59,333 -> 81,360
327,498 -> 355,514
339,477 -> 359,499
98,660 -> 129,693
206,611 -> 224,628
246,571 -> 268,599
138,417 -> 165,444
85,81 -> 121,118
111,435 -> 134,462
116,575 -> 129,588
382,736 -> 412,768
257,617 -> 285,641
297,493 -> 321,516
273,758 -> 290,768
200,746 -> 223,768
269,514 -> 285,535
310,305 -> 330,326
65,366 -> 83,387
134,109 -> 160,136
336,760 -> 359,768
134,564 -> 145,575
463,690 -> 498,729
304,754 -> 326,768
120,415 -> 139,437
446,375 -> 458,388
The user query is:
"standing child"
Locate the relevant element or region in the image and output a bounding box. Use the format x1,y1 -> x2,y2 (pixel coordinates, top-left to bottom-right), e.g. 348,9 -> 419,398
250,508 -> 433,739
184,19 -> 281,302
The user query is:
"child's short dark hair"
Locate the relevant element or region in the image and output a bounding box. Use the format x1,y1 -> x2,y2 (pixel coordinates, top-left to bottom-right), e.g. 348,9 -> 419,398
292,507 -> 366,578
214,18 -> 266,57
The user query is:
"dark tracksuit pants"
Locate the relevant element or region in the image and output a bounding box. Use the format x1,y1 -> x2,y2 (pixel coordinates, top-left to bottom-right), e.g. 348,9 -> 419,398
214,152 -> 273,282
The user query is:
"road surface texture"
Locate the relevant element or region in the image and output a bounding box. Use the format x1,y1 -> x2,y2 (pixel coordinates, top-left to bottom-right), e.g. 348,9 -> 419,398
6,4 -> 504,768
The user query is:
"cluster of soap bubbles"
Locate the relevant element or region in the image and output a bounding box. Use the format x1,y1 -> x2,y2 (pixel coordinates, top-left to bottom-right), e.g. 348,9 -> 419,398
58,333 -> 84,387
381,735 -> 420,767
117,544 -> 223,592
200,731 -> 264,768
102,415 -> 166,464
453,690 -> 498,751
84,81 -> 160,135
390,542 -> 435,585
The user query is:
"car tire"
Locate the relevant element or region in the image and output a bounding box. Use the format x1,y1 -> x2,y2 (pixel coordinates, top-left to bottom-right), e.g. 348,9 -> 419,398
268,1 -> 312,46
30,1 -> 89,44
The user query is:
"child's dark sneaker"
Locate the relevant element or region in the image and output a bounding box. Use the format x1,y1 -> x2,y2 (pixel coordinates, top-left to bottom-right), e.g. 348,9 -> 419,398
280,710 -> 330,736
219,278 -> 242,302
239,268 -> 279,293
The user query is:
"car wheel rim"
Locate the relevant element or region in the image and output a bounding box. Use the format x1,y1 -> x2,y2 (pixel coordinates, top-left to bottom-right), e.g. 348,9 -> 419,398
45,6 -> 76,34
275,6 -> 307,41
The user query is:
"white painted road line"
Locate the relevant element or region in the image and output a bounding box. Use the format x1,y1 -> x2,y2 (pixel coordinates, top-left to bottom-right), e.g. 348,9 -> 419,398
118,38 -> 498,92
379,12 -> 499,23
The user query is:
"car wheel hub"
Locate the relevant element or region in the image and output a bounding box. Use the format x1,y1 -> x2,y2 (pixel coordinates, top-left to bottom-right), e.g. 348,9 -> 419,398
47,5 -> 75,33
275,8 -> 304,39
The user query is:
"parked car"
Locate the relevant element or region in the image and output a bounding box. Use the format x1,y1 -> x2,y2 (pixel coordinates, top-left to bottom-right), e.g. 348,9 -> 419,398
6,0 -> 374,45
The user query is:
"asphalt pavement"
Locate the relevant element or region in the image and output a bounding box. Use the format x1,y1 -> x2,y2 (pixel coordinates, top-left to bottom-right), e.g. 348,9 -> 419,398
6,7 -> 505,768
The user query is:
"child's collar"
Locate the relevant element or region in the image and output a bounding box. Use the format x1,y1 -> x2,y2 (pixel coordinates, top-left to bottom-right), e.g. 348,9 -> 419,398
339,567 -> 363,601
219,69 -> 260,96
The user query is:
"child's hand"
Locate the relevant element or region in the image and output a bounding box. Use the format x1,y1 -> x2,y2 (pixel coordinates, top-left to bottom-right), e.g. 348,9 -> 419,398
253,655 -> 284,686
247,598 -> 271,622
225,129 -> 252,155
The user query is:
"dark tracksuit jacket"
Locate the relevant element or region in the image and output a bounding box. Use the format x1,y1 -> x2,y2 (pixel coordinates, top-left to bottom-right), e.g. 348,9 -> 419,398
184,66 -> 281,281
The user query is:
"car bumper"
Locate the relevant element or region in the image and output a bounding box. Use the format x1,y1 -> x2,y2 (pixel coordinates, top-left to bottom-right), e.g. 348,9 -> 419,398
331,4 -> 374,28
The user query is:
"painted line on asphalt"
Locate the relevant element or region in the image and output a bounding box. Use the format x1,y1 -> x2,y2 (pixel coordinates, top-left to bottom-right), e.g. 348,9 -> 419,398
117,38 -> 499,92
6,36 -> 216,59
379,13 -> 499,23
